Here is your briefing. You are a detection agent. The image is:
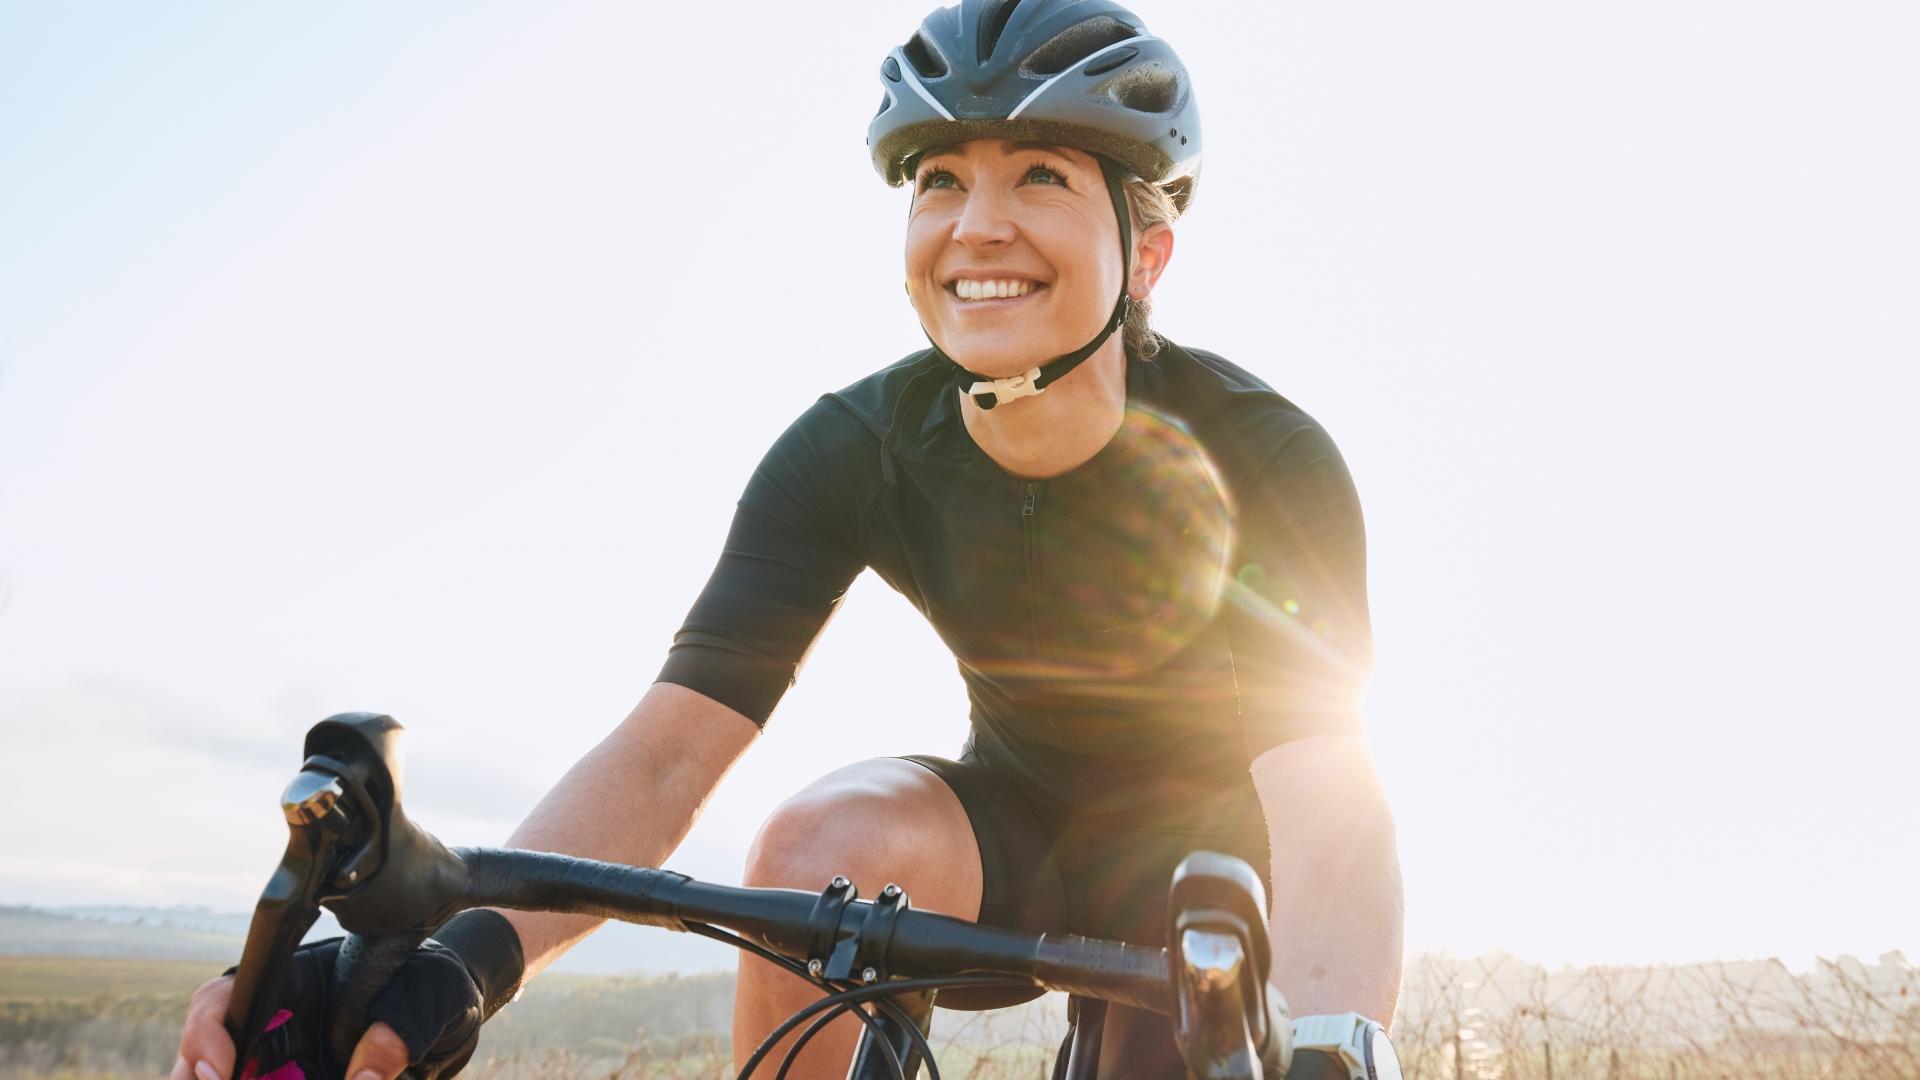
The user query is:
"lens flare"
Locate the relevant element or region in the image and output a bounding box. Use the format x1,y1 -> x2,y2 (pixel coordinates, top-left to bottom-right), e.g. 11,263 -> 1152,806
964,404 -> 1237,683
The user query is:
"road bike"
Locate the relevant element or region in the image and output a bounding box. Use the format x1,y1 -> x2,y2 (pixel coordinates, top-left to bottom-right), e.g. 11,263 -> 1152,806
224,713 -> 1291,1079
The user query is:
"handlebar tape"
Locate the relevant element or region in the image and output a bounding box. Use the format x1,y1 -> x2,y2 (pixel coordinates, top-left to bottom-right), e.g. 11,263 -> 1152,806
431,909 -> 526,1021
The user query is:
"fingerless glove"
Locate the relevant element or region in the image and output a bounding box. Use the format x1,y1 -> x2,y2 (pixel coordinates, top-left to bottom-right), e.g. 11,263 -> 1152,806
429,908 -> 526,1022
230,910 -> 524,1080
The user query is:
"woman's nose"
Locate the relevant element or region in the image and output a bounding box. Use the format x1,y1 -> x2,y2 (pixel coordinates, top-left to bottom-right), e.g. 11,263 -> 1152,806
951,189 -> 1016,249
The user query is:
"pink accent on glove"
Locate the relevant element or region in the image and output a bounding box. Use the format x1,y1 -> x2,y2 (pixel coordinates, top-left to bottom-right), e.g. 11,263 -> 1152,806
239,1010 -> 304,1080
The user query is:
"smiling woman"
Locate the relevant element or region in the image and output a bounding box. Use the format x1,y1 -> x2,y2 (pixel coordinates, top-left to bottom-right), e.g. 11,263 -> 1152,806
904,141 -> 1156,385
160,3 -> 1398,1080
0,0 -> 1898,1075
907,144 -> 1181,364
906,144 -> 1175,361
667,1 -> 1400,1077
872,1 -> 1202,415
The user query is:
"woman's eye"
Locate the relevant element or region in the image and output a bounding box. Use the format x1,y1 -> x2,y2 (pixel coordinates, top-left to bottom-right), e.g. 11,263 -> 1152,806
918,169 -> 958,192
1024,165 -> 1067,186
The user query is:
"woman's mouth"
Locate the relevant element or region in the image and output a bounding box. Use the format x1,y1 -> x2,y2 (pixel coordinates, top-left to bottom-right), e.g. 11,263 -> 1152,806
947,278 -> 1047,303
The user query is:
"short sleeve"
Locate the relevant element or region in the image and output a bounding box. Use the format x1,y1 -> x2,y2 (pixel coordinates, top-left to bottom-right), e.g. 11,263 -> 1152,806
656,400 -> 870,725
1222,416 -> 1373,756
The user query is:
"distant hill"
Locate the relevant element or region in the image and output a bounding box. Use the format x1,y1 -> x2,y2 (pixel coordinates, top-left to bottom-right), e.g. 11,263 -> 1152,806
0,905 -> 256,963
38,905 -> 262,936
0,903 -> 732,974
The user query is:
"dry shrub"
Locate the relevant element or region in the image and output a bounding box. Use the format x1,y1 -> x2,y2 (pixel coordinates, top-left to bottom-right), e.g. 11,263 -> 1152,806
5,952 -> 1914,1079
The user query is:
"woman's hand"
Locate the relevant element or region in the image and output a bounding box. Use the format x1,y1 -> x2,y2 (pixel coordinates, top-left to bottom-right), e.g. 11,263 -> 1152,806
171,937 -> 482,1080
172,972 -> 412,1080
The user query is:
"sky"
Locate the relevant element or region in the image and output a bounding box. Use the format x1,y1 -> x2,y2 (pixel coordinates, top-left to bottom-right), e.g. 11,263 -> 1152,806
1,2 -> 1915,976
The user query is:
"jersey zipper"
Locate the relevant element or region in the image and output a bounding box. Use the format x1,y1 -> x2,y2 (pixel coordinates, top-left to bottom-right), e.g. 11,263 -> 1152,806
1021,481 -> 1045,686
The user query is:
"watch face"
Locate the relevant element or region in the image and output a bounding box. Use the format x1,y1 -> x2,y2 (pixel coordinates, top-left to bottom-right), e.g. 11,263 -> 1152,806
1364,1027 -> 1405,1080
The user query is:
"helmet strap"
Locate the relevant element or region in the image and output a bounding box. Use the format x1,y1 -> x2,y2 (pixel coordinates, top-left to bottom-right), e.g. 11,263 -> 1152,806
928,157 -> 1135,411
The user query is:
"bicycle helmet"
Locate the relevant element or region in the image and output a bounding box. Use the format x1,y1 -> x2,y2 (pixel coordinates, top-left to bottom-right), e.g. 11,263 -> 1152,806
869,0 -> 1202,213
868,0 -> 1202,410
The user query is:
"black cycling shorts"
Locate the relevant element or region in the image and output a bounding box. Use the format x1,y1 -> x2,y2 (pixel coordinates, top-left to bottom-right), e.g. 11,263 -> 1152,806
899,754 -> 1272,1080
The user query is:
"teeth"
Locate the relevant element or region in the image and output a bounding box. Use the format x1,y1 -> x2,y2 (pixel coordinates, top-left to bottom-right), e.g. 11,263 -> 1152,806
954,279 -> 1037,301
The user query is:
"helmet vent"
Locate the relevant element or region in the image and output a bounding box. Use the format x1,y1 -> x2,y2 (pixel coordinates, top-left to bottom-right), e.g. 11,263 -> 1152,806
903,30 -> 950,79
978,0 -> 1024,64
1100,60 -> 1180,113
1020,16 -> 1140,77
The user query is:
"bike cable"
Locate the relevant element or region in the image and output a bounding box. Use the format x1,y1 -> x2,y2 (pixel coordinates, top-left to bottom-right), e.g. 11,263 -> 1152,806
684,920 -> 1034,1080
736,976 -> 1036,1080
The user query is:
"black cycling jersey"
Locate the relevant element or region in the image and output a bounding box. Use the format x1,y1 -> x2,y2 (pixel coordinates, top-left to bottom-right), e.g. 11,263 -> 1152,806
658,339 -> 1371,825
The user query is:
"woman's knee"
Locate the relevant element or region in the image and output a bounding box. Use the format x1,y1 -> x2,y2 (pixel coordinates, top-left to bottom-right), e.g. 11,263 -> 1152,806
742,758 -> 982,918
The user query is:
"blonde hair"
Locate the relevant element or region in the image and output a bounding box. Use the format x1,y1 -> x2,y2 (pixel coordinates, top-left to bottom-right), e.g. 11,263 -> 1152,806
1122,178 -> 1179,360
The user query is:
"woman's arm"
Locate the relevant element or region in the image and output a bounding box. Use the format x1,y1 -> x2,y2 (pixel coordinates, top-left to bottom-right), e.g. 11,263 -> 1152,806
1214,409 -> 1397,1016
500,402 -> 872,974
1251,733 -> 1404,1025
495,681 -> 760,979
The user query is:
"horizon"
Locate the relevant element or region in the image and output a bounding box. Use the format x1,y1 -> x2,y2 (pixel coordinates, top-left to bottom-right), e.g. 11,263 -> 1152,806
5,902 -> 1912,980
2,1 -> 1915,976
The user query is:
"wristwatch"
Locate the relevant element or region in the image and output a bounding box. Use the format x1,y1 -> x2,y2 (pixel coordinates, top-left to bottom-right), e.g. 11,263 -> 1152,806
1288,1013 -> 1402,1080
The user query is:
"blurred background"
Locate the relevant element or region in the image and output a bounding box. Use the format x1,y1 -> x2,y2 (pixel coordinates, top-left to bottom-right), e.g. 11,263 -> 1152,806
2,0 -> 1915,993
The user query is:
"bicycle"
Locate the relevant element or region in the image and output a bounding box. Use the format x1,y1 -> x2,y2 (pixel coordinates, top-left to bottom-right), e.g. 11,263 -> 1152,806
223,713 -> 1292,1080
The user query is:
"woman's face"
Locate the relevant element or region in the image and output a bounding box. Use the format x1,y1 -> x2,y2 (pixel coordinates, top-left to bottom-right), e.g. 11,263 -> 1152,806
905,139 -> 1163,378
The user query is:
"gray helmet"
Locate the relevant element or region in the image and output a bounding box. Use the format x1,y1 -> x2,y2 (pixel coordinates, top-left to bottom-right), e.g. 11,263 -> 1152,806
869,0 -> 1202,213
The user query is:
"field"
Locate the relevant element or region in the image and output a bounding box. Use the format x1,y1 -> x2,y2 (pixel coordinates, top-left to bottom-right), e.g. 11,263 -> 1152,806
0,957 -> 218,1000
1,952 -> 1914,1079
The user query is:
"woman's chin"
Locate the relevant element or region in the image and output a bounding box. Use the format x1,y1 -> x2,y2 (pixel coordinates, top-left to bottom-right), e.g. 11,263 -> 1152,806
938,335 -> 1059,378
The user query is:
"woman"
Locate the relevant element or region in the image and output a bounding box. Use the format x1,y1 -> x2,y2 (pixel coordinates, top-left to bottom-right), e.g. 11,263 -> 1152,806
173,3 -> 1402,1079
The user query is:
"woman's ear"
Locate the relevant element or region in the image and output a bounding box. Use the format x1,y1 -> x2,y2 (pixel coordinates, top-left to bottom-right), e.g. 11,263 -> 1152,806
1130,222 -> 1175,301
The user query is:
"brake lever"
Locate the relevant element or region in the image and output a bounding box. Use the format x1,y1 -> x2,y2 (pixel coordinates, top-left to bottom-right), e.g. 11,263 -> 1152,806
224,768 -> 361,1080
1176,927 -> 1294,1080
1169,852 -> 1293,1080
223,713 -> 471,1079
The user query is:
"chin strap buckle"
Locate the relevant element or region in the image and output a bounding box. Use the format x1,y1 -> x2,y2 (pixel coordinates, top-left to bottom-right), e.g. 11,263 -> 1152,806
966,366 -> 1045,409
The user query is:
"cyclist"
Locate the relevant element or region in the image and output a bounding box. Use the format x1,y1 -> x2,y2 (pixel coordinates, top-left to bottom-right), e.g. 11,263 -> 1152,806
175,2 -> 1402,1078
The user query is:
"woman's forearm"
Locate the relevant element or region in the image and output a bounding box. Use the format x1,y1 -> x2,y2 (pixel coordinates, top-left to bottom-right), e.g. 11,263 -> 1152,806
490,682 -> 760,980
1251,734 -> 1405,1025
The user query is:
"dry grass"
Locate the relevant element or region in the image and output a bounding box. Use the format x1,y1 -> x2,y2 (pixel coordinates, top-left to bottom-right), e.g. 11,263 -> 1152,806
2,951 -> 1913,1079
1392,951 -> 1919,1079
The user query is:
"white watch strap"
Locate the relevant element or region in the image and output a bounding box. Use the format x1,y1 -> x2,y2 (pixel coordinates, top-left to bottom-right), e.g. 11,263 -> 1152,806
1292,1012 -> 1371,1070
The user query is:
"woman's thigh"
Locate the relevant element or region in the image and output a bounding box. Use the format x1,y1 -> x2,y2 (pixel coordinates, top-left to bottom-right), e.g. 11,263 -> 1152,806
735,758 -> 989,1077
743,757 -> 1270,1078
896,754 -> 1070,1011
742,756 -> 984,921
